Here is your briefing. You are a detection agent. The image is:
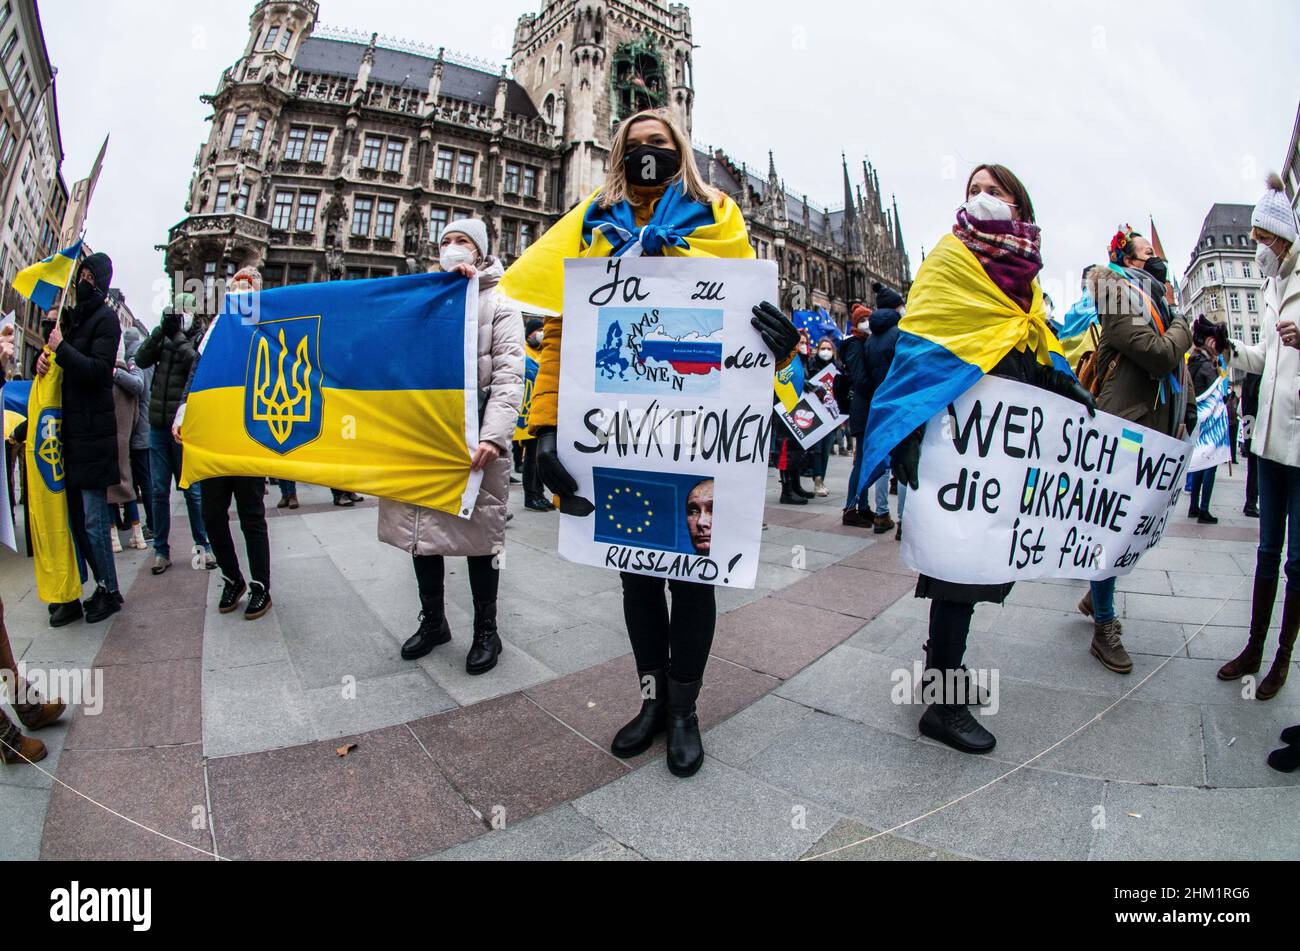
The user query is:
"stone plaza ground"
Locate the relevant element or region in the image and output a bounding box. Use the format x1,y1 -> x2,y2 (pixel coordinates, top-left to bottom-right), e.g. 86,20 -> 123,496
1,454 -> 1297,861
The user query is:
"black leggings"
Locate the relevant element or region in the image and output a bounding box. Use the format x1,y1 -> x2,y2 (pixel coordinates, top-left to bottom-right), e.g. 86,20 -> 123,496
928,599 -> 975,672
413,554 -> 499,612
621,573 -> 716,683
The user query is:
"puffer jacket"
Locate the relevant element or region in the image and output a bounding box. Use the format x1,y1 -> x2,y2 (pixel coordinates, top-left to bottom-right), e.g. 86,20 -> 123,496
864,307 -> 902,404
136,320 -> 203,430
840,333 -> 871,436
1229,247 -> 1300,468
1089,265 -> 1196,438
378,257 -> 525,558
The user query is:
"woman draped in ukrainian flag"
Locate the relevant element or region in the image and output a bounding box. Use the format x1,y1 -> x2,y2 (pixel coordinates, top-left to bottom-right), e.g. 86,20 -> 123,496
860,164 -> 1096,757
501,108 -> 798,779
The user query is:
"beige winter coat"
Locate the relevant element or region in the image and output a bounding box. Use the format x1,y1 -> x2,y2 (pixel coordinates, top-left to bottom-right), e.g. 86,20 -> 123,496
378,258 -> 525,557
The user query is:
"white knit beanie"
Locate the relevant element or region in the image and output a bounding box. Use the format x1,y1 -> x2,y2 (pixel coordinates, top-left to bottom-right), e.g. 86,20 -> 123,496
443,218 -> 490,259
1251,173 -> 1298,245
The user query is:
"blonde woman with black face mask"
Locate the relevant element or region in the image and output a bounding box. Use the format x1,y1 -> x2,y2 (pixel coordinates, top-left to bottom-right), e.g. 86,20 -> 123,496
502,109 -> 799,778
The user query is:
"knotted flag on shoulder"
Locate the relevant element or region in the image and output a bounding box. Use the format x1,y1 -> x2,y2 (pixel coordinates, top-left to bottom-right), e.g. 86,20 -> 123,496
857,233 -> 1072,497
500,182 -> 754,315
180,272 -> 484,519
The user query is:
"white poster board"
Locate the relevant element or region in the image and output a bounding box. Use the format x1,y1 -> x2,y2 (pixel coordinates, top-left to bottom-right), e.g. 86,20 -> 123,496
776,362 -> 843,451
1189,375 -> 1232,474
557,258 -> 779,589
901,376 -> 1192,584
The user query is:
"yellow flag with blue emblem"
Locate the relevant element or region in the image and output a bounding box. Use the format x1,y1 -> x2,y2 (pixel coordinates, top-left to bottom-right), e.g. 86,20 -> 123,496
22,360 -> 84,603
12,240 -> 84,311
180,272 -> 484,519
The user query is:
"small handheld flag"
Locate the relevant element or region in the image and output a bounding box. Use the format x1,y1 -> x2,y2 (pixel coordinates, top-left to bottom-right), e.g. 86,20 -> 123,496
12,239 -> 85,311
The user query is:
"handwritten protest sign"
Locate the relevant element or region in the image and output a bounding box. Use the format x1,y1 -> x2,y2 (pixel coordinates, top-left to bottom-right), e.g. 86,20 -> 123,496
1189,374 -> 1232,473
557,258 -> 779,589
901,375 -> 1192,585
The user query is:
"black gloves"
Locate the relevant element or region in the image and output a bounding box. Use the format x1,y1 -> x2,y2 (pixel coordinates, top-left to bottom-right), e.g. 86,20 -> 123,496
892,427 -> 924,492
535,428 -> 595,518
1193,315 -> 1231,356
161,310 -> 181,339
751,302 -> 800,363
1038,366 -> 1097,417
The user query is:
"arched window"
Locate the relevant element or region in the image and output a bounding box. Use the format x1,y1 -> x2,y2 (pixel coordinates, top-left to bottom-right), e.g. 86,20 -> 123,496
538,57 -> 546,84
555,45 -> 563,72
543,94 -> 556,124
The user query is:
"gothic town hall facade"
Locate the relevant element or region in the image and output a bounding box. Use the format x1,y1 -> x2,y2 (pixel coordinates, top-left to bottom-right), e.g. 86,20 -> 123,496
163,0 -> 912,323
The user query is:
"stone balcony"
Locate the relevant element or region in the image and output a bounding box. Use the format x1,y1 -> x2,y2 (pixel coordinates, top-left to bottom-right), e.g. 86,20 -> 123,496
168,213 -> 270,248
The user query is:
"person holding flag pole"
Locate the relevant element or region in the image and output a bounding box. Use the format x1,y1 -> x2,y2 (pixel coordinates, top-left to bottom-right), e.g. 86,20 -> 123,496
33,249 -> 125,624
9,239 -> 92,625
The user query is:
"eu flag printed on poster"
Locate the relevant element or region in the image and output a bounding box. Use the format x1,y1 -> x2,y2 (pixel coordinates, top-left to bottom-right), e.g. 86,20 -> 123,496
593,468 -> 715,557
181,272 -> 484,519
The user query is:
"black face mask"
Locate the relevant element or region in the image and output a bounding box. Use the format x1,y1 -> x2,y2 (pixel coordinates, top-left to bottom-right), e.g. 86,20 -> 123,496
623,145 -> 680,187
1144,256 -> 1169,284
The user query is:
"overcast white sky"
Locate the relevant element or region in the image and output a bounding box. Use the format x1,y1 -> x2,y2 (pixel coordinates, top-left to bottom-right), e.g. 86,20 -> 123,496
43,0 -> 1300,323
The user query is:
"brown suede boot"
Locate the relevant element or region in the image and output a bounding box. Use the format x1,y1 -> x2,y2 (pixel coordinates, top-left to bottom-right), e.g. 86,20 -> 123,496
1078,590 -> 1094,619
0,709 -> 46,766
15,681 -> 65,732
1257,590 -> 1299,702
1091,618 -> 1133,674
1218,576 -> 1278,681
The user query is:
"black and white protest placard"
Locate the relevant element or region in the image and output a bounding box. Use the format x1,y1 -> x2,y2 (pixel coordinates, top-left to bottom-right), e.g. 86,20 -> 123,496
557,258 -> 780,589
901,376 -> 1193,584
775,362 -> 843,451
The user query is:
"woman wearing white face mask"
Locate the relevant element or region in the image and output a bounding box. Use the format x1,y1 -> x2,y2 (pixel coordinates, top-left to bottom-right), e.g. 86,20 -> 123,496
1218,175 -> 1300,724
377,220 -> 525,677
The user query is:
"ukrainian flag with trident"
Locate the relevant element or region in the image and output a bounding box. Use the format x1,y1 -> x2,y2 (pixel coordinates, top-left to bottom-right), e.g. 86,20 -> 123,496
6,240 -> 88,602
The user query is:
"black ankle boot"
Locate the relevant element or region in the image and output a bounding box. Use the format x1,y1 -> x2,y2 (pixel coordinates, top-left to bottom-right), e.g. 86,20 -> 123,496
466,600 -> 502,676
779,478 -> 808,506
401,610 -> 451,661
611,669 -> 668,759
791,477 -> 814,500
49,601 -> 83,629
665,677 -> 705,778
919,702 -> 997,755
922,641 -> 992,706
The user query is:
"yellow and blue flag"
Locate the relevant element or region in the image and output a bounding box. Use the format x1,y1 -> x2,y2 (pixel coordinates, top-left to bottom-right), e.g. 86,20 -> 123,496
500,182 -> 754,315
3,379 -> 29,440
12,240 -> 84,311
180,272 -> 484,519
21,362 -> 85,603
775,357 -> 805,413
514,344 -> 540,443
857,233 -> 1072,497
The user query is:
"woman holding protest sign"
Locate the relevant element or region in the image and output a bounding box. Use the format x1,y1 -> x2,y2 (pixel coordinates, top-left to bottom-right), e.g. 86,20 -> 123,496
807,337 -> 841,498
501,108 -> 799,778
865,164 -> 1096,755
1218,175 -> 1300,710
379,220 -> 525,678
1077,228 -> 1196,676
1187,316 -> 1228,525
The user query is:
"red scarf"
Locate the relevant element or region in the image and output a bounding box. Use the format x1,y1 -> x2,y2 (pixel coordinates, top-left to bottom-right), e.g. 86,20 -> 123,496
953,210 -> 1043,311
